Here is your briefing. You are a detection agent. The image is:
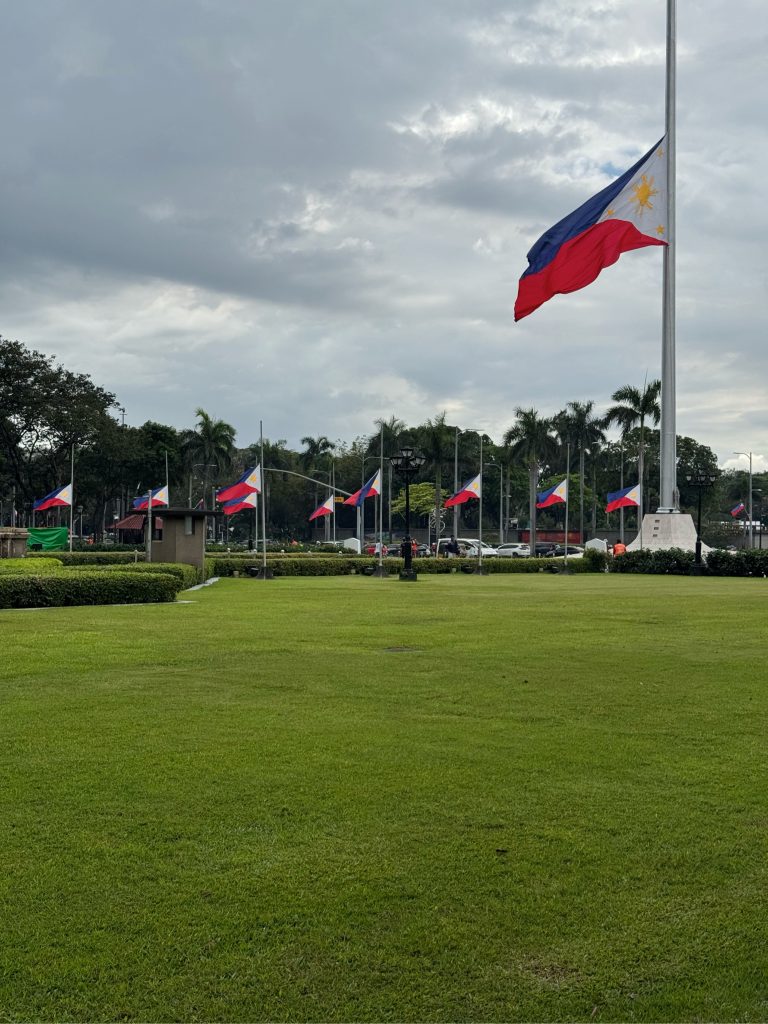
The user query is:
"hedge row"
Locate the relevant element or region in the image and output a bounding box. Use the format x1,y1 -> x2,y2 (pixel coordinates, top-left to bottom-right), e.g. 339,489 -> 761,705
0,557 -> 64,575
705,549 -> 768,577
611,547 -> 768,576
25,550 -> 146,565
65,561 -> 200,589
0,571 -> 182,608
208,553 -> 607,577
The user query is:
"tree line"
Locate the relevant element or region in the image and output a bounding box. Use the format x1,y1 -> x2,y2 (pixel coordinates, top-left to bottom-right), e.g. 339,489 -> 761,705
1,336 -> 762,545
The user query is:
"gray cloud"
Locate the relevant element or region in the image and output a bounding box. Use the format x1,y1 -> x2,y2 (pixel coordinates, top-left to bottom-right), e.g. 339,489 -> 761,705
0,0 -> 766,464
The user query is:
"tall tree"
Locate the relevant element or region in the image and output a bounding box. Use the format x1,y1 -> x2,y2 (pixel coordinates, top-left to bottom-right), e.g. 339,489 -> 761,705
182,408 -> 236,503
603,381 -> 661,520
0,336 -> 115,501
565,400 -> 606,542
504,408 -> 557,556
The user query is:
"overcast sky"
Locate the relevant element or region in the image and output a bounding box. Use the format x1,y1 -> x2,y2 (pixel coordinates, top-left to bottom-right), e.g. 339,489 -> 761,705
1,0 -> 766,470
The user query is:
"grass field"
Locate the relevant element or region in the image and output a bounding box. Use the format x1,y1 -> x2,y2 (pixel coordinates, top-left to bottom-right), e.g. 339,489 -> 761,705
2,573 -> 767,1022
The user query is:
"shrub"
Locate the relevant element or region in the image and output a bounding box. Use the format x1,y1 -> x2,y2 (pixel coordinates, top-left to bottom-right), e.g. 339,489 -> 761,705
611,548 -> 695,574
0,571 -> 181,608
706,549 -> 768,577
0,557 -> 63,575
65,561 -> 200,589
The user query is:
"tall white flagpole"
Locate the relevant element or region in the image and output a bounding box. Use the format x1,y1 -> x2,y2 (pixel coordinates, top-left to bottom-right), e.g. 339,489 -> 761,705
68,444 -> 75,553
659,0 -> 677,511
478,434 -> 484,570
378,423 -> 384,570
260,423 -> 268,574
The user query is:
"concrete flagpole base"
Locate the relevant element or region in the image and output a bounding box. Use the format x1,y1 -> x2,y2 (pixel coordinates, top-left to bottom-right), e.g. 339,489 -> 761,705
627,512 -> 707,554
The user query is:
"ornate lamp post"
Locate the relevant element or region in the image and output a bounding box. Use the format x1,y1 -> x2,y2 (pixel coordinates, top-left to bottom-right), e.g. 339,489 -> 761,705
685,469 -> 717,571
390,446 -> 425,581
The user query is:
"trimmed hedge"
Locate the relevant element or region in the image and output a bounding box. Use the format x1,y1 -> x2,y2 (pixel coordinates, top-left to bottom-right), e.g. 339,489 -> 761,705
705,549 -> 768,577
0,571 -> 182,608
25,550 -> 146,565
65,561 -> 200,589
611,548 -> 695,574
0,557 -> 64,575
208,555 -> 606,578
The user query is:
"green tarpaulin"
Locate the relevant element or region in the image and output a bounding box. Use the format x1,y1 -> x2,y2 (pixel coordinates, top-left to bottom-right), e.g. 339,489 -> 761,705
26,527 -> 69,551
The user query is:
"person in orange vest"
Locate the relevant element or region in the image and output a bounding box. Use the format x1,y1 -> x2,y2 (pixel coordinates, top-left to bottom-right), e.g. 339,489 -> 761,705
613,541 -> 627,556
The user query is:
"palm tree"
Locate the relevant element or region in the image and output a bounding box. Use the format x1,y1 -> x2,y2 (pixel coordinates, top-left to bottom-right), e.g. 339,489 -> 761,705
566,400 -> 606,543
603,381 -> 661,520
300,435 -> 336,520
419,412 -> 455,548
182,408 -> 236,502
504,408 -> 557,556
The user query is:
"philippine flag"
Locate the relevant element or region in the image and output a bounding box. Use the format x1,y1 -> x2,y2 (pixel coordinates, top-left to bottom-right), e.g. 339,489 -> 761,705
309,495 -> 335,521
605,484 -> 641,514
344,471 -> 381,508
536,479 -> 568,509
222,491 -> 258,516
730,502 -> 746,518
515,138 -> 667,321
133,485 -> 169,510
216,466 -> 261,503
33,483 -> 73,511
445,474 -> 481,508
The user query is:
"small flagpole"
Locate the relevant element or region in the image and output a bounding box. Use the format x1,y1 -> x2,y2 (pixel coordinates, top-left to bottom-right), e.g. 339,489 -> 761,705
564,442 -> 570,569
259,422 -> 267,574
659,0 -> 677,511
68,444 -> 75,553
165,450 -> 170,503
332,461 -> 337,544
619,442 -> 625,545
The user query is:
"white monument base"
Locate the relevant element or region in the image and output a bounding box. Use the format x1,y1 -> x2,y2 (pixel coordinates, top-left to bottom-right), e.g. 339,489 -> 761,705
627,512 -> 704,553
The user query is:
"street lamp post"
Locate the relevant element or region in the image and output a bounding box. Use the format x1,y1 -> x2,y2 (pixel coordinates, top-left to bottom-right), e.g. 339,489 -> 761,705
685,470 -> 717,572
734,452 -> 753,548
390,446 -> 425,581
487,462 -> 504,546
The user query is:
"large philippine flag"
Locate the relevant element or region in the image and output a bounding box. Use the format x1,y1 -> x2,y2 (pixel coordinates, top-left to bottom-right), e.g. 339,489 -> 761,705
33,483 -> 73,511
445,474 -> 481,508
344,471 -> 381,508
133,485 -> 169,510
536,478 -> 568,509
309,495 -> 335,521
730,501 -> 746,518
605,484 -> 641,514
216,466 -> 261,503
222,491 -> 258,516
515,138 -> 667,321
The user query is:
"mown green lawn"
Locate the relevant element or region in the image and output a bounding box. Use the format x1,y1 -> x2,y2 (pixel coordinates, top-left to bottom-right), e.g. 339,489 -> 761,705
1,574 -> 767,1022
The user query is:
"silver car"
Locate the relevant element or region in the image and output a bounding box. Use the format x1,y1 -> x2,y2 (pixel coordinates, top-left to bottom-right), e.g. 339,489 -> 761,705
495,542 -> 531,558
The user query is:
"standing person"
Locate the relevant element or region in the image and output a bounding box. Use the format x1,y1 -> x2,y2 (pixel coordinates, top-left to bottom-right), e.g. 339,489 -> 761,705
447,535 -> 460,558
613,541 -> 627,556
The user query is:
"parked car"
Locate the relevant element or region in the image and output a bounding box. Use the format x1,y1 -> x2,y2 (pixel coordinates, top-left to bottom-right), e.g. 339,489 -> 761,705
496,542 -> 530,558
551,545 -> 585,558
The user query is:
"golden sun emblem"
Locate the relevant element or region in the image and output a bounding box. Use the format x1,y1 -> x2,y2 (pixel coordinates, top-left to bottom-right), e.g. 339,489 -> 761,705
630,174 -> 659,215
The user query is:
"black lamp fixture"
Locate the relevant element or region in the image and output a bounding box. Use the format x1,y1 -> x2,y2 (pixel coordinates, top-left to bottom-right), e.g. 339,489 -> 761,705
685,469 -> 717,571
390,446 -> 426,581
